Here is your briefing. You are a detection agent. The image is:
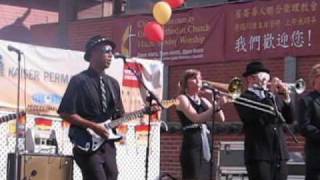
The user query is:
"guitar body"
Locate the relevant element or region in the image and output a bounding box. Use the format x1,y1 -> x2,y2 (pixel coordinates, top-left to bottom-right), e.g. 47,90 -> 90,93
71,120 -> 123,153
87,120 -> 123,152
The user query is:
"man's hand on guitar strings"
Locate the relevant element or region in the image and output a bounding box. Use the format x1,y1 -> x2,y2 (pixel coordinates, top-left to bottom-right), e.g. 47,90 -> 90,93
91,123 -> 109,139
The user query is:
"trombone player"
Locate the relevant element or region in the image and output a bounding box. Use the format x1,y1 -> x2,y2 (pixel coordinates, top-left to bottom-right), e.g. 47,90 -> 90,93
234,61 -> 294,180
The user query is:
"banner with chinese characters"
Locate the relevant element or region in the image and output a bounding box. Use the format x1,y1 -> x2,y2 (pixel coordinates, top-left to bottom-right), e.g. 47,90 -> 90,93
106,0 -> 320,63
225,0 -> 320,60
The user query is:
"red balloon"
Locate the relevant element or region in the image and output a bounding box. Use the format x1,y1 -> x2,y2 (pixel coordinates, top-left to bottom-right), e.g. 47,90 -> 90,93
143,21 -> 164,43
165,0 -> 184,9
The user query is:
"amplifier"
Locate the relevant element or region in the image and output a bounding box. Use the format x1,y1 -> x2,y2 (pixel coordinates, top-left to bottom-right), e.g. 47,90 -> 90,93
7,153 -> 73,180
217,141 -> 247,180
217,141 -> 305,180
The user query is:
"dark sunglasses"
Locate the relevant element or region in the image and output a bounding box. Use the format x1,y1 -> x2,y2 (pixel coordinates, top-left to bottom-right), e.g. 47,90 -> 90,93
99,46 -> 114,54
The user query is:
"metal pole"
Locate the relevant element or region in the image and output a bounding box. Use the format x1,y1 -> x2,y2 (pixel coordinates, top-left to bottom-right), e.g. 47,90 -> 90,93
160,40 -> 163,61
14,52 -> 22,180
128,25 -> 132,57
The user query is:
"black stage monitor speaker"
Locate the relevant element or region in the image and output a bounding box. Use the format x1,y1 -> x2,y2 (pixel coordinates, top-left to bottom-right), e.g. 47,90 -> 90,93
217,141 -> 247,179
217,141 -> 305,179
7,153 -> 73,180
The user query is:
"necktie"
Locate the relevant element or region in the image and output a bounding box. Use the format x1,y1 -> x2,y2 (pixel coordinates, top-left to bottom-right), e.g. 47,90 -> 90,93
100,76 -> 108,113
201,124 -> 211,162
249,87 -> 266,99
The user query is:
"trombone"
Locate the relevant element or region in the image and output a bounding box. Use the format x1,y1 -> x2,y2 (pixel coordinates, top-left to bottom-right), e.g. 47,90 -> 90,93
202,78 -> 306,115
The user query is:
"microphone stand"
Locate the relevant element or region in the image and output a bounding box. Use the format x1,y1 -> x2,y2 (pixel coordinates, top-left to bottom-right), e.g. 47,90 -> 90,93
206,87 -> 219,180
125,62 -> 163,180
13,51 -> 23,180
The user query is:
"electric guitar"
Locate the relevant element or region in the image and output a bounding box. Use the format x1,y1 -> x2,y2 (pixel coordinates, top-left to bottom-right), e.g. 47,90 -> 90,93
76,99 -> 178,152
0,104 -> 56,125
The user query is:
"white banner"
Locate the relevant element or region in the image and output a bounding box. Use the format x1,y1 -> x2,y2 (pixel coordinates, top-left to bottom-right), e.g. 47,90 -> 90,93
0,40 -> 127,115
0,39 -> 163,180
0,40 -> 87,114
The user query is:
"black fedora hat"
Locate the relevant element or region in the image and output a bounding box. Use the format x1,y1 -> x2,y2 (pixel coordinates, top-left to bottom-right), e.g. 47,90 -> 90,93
84,35 -> 116,61
242,61 -> 270,77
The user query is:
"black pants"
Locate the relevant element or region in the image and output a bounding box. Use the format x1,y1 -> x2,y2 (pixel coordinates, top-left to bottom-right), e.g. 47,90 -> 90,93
306,167 -> 320,180
246,160 -> 288,180
73,142 -> 118,180
305,150 -> 320,180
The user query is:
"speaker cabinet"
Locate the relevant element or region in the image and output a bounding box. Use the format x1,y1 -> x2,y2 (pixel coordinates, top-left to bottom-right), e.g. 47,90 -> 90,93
217,141 -> 305,179
7,153 -> 73,180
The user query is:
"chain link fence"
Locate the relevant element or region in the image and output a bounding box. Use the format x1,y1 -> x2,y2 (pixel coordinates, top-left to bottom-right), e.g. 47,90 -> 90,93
0,111 -> 160,180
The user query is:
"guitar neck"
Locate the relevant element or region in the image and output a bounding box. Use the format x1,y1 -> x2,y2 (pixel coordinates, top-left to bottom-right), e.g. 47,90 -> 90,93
0,111 -> 26,124
109,109 -> 145,129
107,100 -> 177,129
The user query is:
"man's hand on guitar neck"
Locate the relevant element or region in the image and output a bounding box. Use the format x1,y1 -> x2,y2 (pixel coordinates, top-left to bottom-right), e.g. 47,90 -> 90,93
144,104 -> 162,115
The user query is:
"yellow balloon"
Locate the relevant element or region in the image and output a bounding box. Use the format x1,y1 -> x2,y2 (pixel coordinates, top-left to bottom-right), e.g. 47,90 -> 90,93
153,1 -> 172,25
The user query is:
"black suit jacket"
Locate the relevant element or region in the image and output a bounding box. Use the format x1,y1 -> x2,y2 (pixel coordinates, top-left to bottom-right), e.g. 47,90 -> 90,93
234,90 -> 293,163
298,91 -> 320,166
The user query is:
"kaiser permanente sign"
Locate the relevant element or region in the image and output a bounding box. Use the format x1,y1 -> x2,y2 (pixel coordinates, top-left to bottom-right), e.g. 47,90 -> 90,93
0,40 -> 87,114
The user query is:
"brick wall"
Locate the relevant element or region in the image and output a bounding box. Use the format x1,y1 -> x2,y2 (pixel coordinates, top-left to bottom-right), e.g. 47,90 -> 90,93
67,18 -> 114,51
0,4 -> 58,43
297,56 -> 320,89
160,133 -> 182,178
31,23 -> 59,47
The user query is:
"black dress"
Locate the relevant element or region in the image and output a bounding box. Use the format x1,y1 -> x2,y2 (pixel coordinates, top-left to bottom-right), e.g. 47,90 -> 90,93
177,95 -> 213,180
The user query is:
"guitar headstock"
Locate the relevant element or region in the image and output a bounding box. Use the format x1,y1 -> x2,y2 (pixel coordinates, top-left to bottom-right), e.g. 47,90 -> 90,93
161,99 -> 179,109
141,99 -> 178,115
0,111 -> 26,124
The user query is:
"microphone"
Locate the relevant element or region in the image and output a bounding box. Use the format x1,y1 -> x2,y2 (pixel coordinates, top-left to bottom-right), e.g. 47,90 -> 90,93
201,83 -> 220,95
8,45 -> 23,54
114,53 -> 127,63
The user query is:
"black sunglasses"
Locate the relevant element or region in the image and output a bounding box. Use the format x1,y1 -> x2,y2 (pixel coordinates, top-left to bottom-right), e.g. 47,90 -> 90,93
99,46 -> 114,54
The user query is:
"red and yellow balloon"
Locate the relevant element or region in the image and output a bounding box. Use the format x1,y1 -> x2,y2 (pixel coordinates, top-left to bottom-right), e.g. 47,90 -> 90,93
144,0 -> 184,43
165,0 -> 184,9
143,21 -> 164,43
152,1 -> 172,25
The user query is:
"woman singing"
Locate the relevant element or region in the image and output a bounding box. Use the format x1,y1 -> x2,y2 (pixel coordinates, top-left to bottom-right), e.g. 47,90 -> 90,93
175,69 -> 226,180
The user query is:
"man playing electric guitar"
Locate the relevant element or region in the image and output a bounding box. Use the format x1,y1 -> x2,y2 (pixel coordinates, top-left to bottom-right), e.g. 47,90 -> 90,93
58,35 -> 161,180
57,35 -> 119,180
